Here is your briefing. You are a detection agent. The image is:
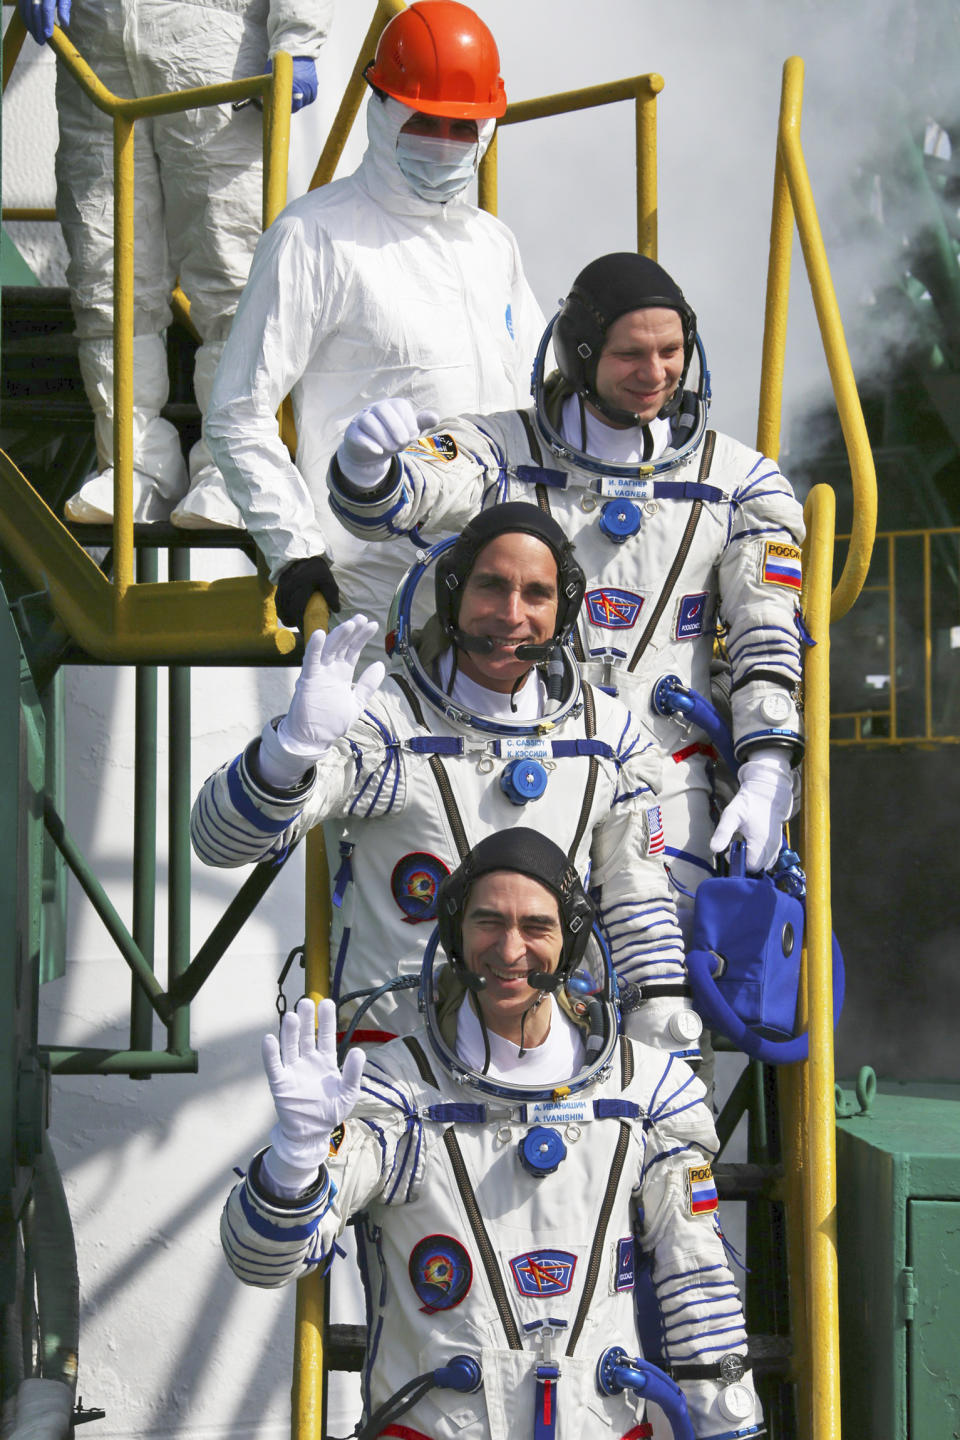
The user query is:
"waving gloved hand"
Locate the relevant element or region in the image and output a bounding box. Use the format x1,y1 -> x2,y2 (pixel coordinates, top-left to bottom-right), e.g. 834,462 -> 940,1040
710,746 -> 795,873
18,0 -> 69,43
258,615 -> 386,788
261,998 -> 366,1192
337,398 -> 439,489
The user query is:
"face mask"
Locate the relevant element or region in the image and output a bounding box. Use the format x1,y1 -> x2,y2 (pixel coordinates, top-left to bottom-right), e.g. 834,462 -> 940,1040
394,131 -> 480,203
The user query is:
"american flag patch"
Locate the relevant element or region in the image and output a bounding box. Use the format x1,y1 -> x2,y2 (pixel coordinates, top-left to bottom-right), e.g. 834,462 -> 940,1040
647,805 -> 664,854
762,541 -> 803,591
687,1162 -> 719,1215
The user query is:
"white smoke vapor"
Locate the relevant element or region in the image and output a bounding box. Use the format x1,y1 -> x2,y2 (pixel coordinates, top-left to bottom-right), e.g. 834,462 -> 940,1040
465,0 -> 960,464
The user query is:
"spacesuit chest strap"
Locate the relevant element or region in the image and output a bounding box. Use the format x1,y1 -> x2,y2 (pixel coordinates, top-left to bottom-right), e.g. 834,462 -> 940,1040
626,431 -> 717,674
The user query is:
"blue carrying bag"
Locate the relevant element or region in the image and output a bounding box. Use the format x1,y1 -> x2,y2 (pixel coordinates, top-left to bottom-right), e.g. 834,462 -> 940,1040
686,842 -> 844,1065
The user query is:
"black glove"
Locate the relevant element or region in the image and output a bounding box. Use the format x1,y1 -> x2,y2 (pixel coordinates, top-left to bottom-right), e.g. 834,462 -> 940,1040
275,555 -> 341,631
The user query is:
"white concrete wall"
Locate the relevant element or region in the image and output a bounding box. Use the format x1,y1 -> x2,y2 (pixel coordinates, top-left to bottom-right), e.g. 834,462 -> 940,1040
2,2 -> 937,1436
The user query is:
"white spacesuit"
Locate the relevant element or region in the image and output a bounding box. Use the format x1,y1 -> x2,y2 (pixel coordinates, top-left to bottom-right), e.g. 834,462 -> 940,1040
221,832 -> 764,1440
191,508 -> 698,1058
202,0 -> 544,634
326,256 -> 806,913
48,0 -> 332,525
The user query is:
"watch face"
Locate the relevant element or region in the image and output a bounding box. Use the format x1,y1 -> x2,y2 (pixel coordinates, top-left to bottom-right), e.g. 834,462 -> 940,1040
719,1353 -> 747,1386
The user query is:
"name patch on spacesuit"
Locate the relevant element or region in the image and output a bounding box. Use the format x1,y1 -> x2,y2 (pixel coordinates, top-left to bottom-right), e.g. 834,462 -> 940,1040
613,1237 -> 636,1292
410,432 -> 458,463
528,1096 -> 591,1126
509,1250 -> 577,1297
762,541 -> 803,591
500,737 -> 551,761
586,588 -> 644,629
598,475 -> 655,501
408,1234 -> 473,1313
687,1162 -> 719,1215
391,851 -> 450,924
676,591 -> 710,639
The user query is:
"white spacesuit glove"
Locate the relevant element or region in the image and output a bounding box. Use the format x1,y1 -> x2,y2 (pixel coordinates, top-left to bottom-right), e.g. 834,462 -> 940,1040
261,997 -> 366,1193
337,398 -> 440,488
710,745 -> 794,873
257,615 -> 386,788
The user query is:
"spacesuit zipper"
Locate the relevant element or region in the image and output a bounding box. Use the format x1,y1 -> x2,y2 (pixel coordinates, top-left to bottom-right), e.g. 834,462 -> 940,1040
534,473 -> 587,664
516,411 -> 587,666
442,1128 -> 524,1350
566,683 -> 598,861
390,675 -> 471,858
564,1121 -> 631,1355
626,430 -> 716,673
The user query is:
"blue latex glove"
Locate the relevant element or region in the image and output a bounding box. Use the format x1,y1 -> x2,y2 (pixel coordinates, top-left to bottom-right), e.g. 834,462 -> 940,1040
18,0 -> 70,44
290,57 -> 318,112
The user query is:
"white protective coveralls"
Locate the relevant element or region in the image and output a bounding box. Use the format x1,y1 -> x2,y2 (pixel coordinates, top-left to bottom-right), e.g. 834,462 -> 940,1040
203,94 -> 545,626
191,634 -> 696,1058
221,974 -> 764,1440
326,388 -> 806,913
57,0 -> 334,524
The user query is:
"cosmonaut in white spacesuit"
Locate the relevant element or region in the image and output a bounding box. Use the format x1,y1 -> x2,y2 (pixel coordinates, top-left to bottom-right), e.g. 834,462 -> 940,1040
325,253 -> 806,923
221,828 -> 765,1440
18,0 -> 332,525
201,0 -> 545,637
191,503 -> 703,1062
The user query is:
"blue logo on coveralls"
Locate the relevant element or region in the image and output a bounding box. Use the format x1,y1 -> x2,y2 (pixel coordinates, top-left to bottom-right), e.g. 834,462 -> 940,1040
676,591 -> 710,640
586,588 -> 643,629
509,1250 -> 577,1297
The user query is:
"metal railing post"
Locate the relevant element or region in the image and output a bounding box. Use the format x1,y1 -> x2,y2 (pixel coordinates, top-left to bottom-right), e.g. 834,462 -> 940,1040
801,482 -> 842,1440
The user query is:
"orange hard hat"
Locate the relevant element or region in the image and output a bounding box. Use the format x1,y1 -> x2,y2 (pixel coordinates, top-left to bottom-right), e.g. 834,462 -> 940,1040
365,1 -> 507,120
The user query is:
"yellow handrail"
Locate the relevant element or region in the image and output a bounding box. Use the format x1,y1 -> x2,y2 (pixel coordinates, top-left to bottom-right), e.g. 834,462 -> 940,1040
758,57 -> 877,624
293,592 -> 334,1440
799,483 -> 842,1440
479,74 -> 663,259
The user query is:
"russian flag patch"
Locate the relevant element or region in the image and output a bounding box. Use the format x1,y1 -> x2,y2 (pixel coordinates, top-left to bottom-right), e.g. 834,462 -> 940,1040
687,1162 -> 719,1215
762,541 -> 803,591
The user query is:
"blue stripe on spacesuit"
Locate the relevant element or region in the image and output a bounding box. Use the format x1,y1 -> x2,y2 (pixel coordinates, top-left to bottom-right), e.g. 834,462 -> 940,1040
331,927 -> 351,1006
728,524 -> 798,543
642,1145 -> 694,1172
656,1264 -> 729,1294
328,483 -> 411,535
664,845 -> 716,874
226,757 -> 299,835
191,788 -> 263,864
237,1183 -> 329,1243
610,783 -> 655,807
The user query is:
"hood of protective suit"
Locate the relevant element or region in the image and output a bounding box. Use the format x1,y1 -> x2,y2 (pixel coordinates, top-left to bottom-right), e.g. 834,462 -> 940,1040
357,93 -> 495,218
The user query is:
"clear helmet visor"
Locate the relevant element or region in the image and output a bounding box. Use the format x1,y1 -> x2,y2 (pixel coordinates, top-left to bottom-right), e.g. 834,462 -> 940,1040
418,923 -> 621,1102
532,313 -> 712,481
385,534 -> 582,735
